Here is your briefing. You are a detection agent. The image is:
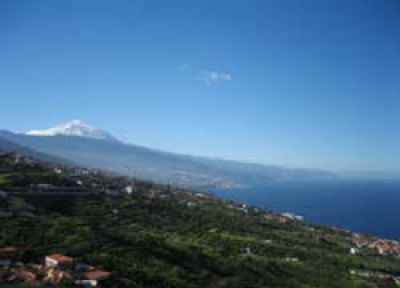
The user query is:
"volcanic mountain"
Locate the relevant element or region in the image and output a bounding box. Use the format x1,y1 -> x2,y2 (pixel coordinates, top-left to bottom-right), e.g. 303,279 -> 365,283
0,121 -> 335,189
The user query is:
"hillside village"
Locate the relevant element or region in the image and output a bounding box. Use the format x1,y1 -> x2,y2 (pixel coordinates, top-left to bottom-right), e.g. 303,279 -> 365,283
0,248 -> 111,287
1,152 -> 400,287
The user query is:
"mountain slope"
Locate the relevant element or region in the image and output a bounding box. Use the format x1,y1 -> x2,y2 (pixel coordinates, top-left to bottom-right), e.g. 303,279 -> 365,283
0,125 -> 335,189
0,134 -> 72,164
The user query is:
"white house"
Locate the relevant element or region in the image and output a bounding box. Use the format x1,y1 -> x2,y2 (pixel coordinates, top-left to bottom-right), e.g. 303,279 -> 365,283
125,185 -> 134,195
349,247 -> 359,255
45,254 -> 73,269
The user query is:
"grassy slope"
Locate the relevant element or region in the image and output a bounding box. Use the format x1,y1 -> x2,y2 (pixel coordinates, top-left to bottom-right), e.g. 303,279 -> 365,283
0,154 -> 399,288
0,174 -> 8,185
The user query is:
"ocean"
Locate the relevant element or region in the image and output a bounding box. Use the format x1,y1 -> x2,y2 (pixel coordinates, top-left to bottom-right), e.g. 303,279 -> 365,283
213,179 -> 400,240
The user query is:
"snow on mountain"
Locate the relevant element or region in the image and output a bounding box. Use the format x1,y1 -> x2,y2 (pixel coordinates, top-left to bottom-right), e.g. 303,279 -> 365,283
26,120 -> 118,142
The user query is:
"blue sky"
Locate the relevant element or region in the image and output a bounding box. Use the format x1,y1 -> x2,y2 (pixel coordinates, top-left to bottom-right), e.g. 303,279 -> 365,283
0,0 -> 399,176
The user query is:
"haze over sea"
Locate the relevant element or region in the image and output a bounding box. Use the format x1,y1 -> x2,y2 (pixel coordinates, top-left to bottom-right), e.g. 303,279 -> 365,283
214,179 -> 400,240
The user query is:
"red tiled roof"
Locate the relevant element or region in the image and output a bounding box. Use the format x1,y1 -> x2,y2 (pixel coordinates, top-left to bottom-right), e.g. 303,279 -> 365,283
82,270 -> 111,280
46,254 -> 73,262
16,270 -> 36,280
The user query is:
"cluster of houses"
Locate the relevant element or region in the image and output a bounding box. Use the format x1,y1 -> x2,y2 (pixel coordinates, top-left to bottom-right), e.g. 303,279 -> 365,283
261,210 -> 304,224
0,247 -> 112,287
350,233 -> 400,256
225,199 -> 305,224
159,190 -> 219,208
350,269 -> 400,286
12,154 -> 36,167
226,203 -> 250,214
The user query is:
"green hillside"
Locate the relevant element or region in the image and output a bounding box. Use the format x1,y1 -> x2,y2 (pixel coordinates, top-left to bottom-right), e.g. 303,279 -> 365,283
0,153 -> 400,287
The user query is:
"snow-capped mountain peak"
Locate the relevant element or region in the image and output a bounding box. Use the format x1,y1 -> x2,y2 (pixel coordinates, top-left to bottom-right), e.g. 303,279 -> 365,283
26,120 -> 118,142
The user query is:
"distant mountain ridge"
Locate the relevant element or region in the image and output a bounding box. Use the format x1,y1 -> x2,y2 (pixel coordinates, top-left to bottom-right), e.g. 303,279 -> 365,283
0,121 -> 336,189
0,135 -> 71,164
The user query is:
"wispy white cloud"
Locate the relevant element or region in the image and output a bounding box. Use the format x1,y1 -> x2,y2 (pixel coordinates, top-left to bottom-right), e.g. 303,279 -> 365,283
203,71 -> 232,85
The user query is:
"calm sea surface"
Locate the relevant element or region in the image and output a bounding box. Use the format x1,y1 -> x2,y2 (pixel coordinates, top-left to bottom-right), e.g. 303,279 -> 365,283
213,179 -> 400,240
